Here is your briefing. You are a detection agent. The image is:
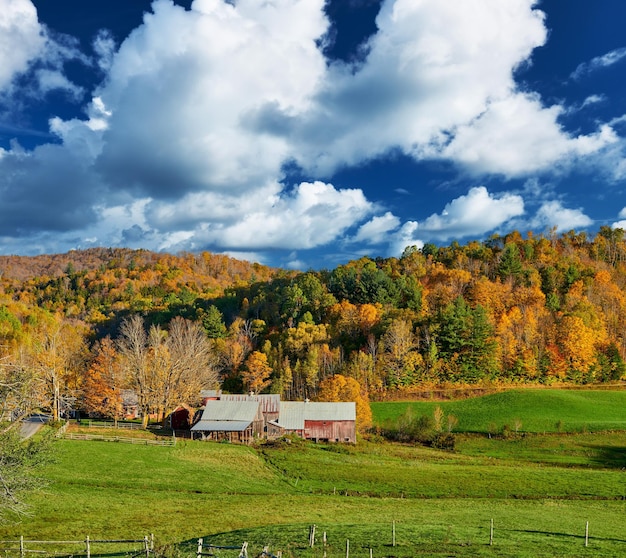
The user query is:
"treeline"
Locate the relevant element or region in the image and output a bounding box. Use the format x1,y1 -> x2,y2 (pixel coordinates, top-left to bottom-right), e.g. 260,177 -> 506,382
2,228 -> 626,422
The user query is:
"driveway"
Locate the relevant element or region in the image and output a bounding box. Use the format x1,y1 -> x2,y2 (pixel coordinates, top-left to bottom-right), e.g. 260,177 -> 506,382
19,413 -> 51,439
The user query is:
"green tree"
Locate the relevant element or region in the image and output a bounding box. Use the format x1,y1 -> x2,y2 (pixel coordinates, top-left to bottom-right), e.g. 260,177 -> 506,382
437,297 -> 498,382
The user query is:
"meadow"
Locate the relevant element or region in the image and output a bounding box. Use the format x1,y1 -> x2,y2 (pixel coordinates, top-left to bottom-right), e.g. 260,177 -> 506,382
0,389 -> 624,557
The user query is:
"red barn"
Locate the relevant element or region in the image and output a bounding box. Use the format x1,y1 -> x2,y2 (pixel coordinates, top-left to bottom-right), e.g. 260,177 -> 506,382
269,401 -> 356,443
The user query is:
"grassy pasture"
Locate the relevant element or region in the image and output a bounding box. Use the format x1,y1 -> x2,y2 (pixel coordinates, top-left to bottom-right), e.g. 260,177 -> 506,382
0,389 -> 624,557
371,388 -> 626,433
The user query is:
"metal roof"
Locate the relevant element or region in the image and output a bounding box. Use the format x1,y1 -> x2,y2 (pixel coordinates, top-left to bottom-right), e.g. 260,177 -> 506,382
276,401 -> 356,430
221,393 -> 281,414
197,400 -> 260,422
276,401 -> 305,430
191,420 -> 252,432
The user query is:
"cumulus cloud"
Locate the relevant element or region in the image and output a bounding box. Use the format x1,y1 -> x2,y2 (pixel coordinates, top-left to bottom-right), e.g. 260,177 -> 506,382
418,186 -> 525,240
354,212 -> 401,244
0,0 -> 44,91
440,93 -> 619,177
0,0 -> 624,264
529,201 -> 593,232
290,0 -> 551,175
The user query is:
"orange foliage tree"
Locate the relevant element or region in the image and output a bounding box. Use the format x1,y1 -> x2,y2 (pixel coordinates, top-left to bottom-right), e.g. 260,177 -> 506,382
316,374 -> 372,432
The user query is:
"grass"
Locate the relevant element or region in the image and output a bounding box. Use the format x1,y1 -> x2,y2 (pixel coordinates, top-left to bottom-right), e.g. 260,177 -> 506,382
0,389 -> 625,557
371,388 -> 626,433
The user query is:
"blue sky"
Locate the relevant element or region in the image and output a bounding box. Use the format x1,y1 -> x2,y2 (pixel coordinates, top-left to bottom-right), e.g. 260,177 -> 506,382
2,0 -> 626,270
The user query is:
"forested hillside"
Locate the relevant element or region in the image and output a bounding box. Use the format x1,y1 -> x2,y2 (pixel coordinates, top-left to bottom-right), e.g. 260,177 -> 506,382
2,228 -> 626,424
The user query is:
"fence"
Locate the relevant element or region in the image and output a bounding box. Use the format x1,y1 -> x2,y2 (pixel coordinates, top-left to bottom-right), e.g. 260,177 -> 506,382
63,433 -> 176,446
196,540 -> 251,558
0,534 -> 153,557
78,420 -> 144,430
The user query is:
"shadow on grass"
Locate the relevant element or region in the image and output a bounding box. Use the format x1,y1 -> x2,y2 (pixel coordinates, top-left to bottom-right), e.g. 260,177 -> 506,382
584,444 -> 626,469
506,528 -> 626,544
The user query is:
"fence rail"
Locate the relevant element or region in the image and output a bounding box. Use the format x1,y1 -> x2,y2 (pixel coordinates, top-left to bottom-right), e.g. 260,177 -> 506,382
0,534 -> 153,558
79,420 -> 144,430
63,433 -> 175,446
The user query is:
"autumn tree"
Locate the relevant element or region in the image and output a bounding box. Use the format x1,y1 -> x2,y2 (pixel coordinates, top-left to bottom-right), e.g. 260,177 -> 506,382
241,351 -> 272,393
29,313 -> 88,421
117,315 -> 219,426
316,373 -> 372,432
116,315 -> 152,427
82,337 -> 123,421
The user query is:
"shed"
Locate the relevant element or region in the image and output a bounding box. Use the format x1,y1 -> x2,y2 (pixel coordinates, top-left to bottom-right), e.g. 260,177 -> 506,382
270,401 -> 356,443
191,400 -> 263,443
168,404 -> 195,430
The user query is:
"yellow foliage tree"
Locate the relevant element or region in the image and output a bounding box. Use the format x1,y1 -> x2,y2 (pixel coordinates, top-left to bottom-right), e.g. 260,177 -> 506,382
317,374 -> 372,432
242,351 -> 272,393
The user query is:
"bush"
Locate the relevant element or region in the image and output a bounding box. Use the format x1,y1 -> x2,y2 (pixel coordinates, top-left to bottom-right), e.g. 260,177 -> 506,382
429,432 -> 456,451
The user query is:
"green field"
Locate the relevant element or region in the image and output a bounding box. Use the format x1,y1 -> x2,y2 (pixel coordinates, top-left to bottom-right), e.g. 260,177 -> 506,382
0,389 -> 625,557
371,388 -> 626,433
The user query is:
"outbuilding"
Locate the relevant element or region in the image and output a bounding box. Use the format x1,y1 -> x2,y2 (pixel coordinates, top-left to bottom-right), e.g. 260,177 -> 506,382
191,399 -> 263,443
269,401 -> 356,443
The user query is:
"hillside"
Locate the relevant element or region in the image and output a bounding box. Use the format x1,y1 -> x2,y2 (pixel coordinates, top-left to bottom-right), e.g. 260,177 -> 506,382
0,417 -> 624,557
2,229 -> 626,424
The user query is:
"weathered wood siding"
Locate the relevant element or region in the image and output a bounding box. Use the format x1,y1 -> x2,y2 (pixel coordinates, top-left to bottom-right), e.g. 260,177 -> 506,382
305,420 -> 356,443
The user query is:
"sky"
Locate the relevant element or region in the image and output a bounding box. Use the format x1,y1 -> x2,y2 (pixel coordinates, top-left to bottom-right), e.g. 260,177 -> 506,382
2,0 -> 626,270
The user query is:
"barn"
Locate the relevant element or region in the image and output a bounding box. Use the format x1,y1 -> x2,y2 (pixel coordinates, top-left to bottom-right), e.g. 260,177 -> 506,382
191,399 -> 264,443
269,401 -> 356,443
221,393 -> 281,429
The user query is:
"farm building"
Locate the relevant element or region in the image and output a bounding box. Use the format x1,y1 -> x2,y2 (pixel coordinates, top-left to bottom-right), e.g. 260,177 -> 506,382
221,393 -> 281,428
269,401 -> 356,443
168,404 -> 195,430
191,399 -> 264,443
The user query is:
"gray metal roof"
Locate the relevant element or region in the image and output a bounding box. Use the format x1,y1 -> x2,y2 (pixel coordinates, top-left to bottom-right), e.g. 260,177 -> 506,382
221,393 -> 281,414
197,400 -> 260,422
276,401 -> 305,430
276,401 -> 356,430
191,420 -> 251,432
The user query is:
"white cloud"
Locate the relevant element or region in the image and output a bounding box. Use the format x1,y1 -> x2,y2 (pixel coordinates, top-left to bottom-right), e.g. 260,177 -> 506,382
291,0 -> 551,175
419,186 -> 525,240
529,201 -> 593,232
354,212 -> 401,244
572,46 -> 626,80
440,93 -> 618,177
0,0 -> 44,91
1,0 -> 624,265
35,69 -> 83,99
191,180 -> 375,250
388,221 -> 423,257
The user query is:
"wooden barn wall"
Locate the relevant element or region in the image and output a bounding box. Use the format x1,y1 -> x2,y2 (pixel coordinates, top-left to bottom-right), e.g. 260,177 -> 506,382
305,420 -> 356,443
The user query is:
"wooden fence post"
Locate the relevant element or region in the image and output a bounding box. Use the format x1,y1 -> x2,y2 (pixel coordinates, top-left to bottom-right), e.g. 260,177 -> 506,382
144,535 -> 150,557
392,521 -> 396,547
585,521 -> 589,547
345,539 -> 349,558
150,533 -> 154,551
490,519 -> 494,545
197,537 -> 203,558
86,535 -> 90,558
19,535 -> 24,558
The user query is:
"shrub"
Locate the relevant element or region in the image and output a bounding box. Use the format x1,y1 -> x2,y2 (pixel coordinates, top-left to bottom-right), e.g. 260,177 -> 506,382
429,432 -> 456,451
